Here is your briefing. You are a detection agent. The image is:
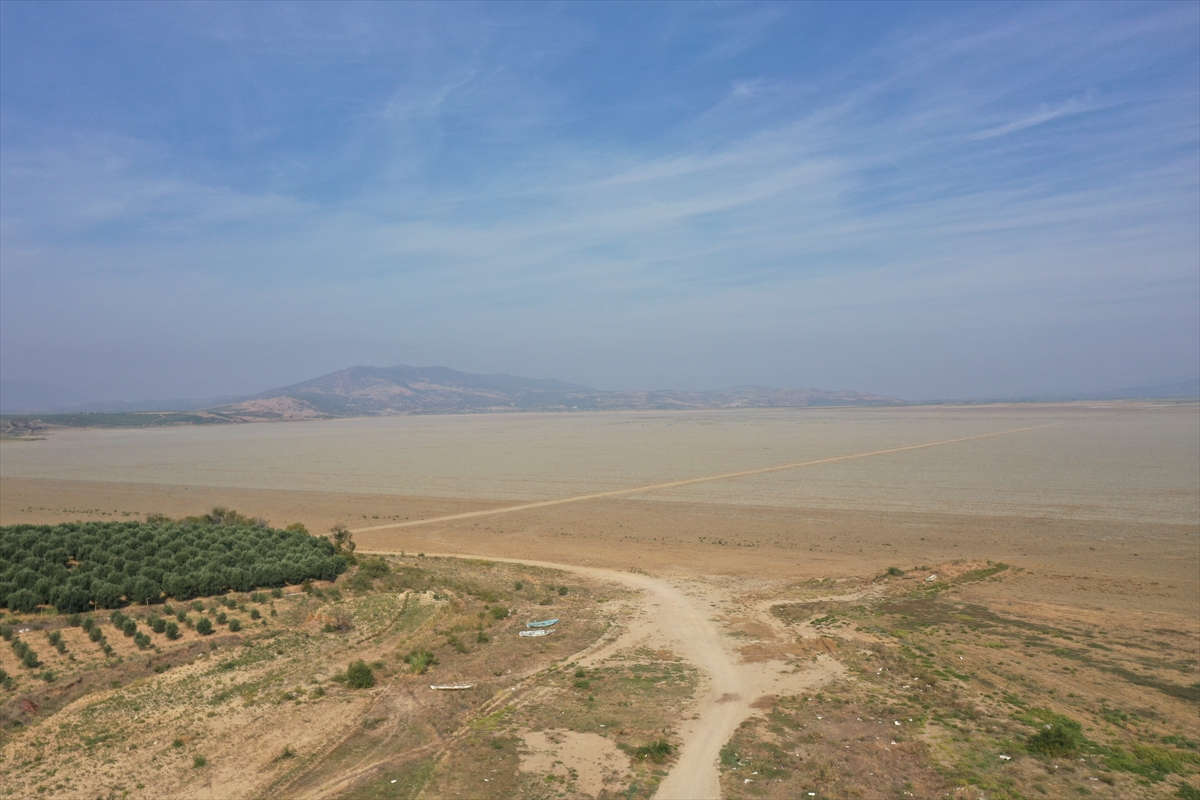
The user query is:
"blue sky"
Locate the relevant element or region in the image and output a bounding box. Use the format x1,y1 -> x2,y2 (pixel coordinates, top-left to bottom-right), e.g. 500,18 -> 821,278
1,1 -> 1197,402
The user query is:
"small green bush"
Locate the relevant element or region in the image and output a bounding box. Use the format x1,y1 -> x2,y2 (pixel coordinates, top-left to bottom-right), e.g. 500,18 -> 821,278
215,611 -> 227,625
175,610 -> 187,622
150,617 -> 167,634
122,619 -> 137,637
88,627 -> 103,642
1027,721 -> 1084,758
22,649 -> 41,669
513,581 -> 523,591
271,588 -> 283,598
346,660 -> 376,689
47,630 -> 62,646
228,618 -> 242,632
886,566 -> 905,577
164,622 -> 180,640
360,558 -> 391,579
195,617 -> 213,636
193,755 -> 206,768
446,634 -> 467,654
191,601 -> 205,612
249,608 -> 261,620
635,738 -> 673,763
67,614 -> 82,627
134,632 -> 151,649
346,572 -> 374,593
403,649 -> 437,675
557,586 -> 568,596
490,606 -> 509,620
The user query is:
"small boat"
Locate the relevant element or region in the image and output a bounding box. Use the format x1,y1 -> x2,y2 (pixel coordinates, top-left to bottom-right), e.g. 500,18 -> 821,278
519,628 -> 555,637
526,618 -> 559,628
430,683 -> 476,691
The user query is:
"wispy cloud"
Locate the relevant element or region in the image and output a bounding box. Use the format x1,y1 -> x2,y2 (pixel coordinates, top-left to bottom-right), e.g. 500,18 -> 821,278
0,3 -> 1195,400
968,94 -> 1104,140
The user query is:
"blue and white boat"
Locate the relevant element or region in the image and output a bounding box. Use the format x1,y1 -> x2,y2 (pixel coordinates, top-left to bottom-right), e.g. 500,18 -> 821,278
526,618 -> 559,629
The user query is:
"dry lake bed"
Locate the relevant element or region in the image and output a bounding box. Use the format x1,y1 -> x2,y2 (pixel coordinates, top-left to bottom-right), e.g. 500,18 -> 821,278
1,402 -> 1197,799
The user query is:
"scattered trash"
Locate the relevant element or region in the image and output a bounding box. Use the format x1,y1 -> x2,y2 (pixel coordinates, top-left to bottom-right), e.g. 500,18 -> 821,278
999,754 -> 1012,761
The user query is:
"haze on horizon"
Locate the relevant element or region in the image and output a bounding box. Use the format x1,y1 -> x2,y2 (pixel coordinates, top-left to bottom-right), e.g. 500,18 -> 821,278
1,2 -> 1197,405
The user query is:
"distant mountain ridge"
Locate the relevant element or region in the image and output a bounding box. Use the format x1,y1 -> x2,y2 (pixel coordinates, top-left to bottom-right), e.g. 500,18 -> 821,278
214,364 -> 905,419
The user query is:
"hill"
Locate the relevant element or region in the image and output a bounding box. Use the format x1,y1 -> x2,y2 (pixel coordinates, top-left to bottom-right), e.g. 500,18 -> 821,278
214,365 -> 904,419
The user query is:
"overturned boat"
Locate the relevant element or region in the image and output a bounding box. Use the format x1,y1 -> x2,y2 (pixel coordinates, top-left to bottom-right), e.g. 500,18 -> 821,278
526,618 -> 559,628
519,628 -> 555,637
430,683 -> 476,691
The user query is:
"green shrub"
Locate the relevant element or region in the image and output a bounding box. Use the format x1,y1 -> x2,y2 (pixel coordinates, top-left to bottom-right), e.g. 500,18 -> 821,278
557,586 -> 568,596
88,627 -> 103,642
67,614 -> 82,627
175,610 -> 187,622
22,649 -> 40,669
635,738 -> 674,763
150,617 -> 167,634
47,630 -> 62,646
249,608 -> 261,620
195,617 -> 213,635
193,755 -> 206,768
403,649 -> 437,675
346,572 -> 374,593
476,630 -> 489,644
165,622 -> 180,640
215,612 -> 227,625
191,601 -> 205,612
513,581 -> 523,591
0,624 -> 12,641
271,588 -> 283,598
1027,721 -> 1085,758
122,619 -> 137,637
134,632 -> 151,649
346,660 -> 376,689
886,566 -> 905,576
446,634 -> 467,654
228,618 -> 242,632
360,558 -> 391,579
490,606 -> 510,620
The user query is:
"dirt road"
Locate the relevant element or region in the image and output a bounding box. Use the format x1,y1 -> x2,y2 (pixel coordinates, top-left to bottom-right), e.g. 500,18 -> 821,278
364,551 -> 844,800
351,421 -> 1066,535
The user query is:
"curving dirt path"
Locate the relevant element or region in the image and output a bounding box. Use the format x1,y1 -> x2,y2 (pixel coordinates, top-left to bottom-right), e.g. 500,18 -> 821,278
364,551 -> 845,800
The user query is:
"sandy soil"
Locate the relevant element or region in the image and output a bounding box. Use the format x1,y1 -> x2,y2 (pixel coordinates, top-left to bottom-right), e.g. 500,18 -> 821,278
390,551 -> 848,798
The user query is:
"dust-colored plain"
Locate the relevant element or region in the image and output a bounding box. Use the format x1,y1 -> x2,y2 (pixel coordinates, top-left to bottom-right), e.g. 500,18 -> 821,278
1,402 -> 1197,799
